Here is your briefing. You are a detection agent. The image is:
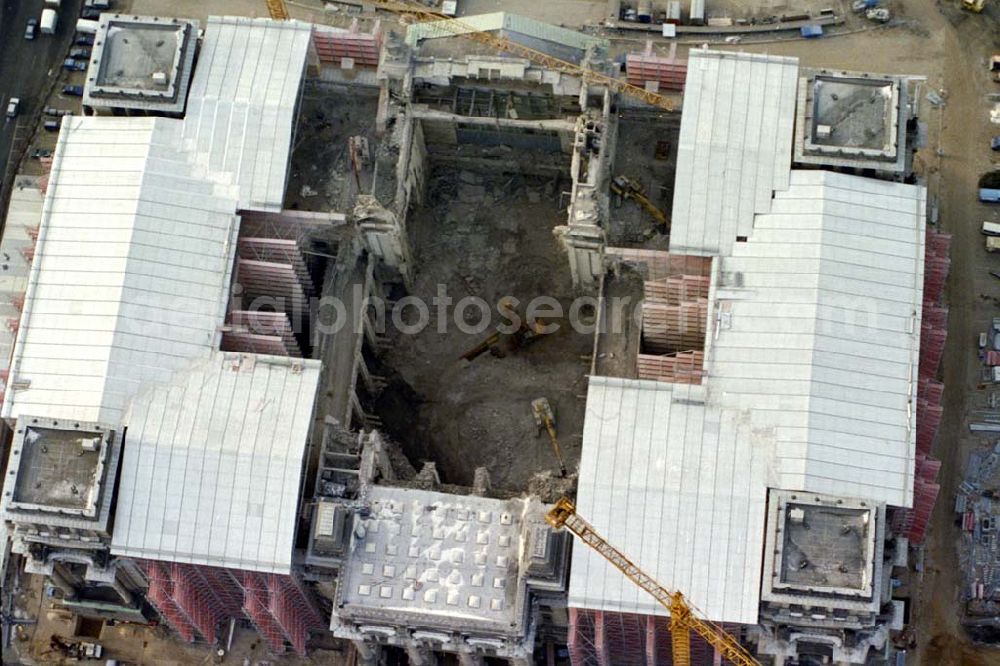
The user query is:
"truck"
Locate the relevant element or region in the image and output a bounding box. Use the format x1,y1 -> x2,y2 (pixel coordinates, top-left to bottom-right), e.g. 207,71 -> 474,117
987,236 -> 1000,252
983,221 -> 1000,236
40,9 -> 58,35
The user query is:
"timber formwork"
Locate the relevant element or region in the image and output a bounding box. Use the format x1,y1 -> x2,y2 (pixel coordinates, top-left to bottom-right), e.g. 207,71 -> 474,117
568,607 -> 730,666
141,560 -> 324,656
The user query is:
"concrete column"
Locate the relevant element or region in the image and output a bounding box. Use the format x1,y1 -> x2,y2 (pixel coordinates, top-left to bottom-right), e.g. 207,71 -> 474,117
47,569 -> 76,598
109,577 -> 134,607
355,352 -> 384,393
405,644 -> 438,666
645,614 -> 659,666
362,306 -> 380,350
350,391 -> 366,429
352,640 -> 378,666
594,610 -> 611,666
457,651 -> 484,666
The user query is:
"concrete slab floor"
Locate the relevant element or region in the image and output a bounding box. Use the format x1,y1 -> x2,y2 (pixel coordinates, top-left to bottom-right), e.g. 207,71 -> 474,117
373,168 -> 591,490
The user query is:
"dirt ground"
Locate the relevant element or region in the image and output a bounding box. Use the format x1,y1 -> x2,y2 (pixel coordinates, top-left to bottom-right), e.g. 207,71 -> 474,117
374,167 -> 593,490
286,81 -> 380,212
608,113 -> 677,247
6,571 -> 348,666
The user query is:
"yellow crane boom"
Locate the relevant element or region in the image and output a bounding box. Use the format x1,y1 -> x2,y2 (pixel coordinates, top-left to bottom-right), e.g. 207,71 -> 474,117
374,1 -> 679,112
266,0 -> 290,20
546,497 -> 760,666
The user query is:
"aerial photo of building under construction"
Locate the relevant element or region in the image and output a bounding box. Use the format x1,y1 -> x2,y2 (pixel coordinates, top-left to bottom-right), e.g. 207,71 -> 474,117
0,0 -> 997,665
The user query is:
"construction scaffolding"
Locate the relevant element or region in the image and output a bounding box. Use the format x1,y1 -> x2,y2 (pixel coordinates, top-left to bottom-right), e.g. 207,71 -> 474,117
312,21 -> 383,68
892,228 -> 951,544
221,212 -> 332,358
140,560 -> 324,656
625,43 -> 688,93
568,607 -> 731,666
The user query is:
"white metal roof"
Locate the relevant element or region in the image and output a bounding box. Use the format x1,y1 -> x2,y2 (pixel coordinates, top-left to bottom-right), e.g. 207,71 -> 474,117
571,376 -> 768,624
712,170 -> 924,503
571,170 -> 925,624
111,352 -> 321,573
181,17 -> 311,212
2,117 -> 239,425
669,50 -> 799,257
0,178 -> 42,402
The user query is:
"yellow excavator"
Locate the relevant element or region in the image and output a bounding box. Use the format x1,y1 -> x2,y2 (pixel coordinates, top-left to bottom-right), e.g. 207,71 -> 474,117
546,497 -> 761,666
611,175 -> 670,230
531,397 -> 567,477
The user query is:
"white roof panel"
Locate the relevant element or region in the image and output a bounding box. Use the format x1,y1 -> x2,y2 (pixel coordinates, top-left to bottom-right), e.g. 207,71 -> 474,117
670,50 -> 799,257
2,117 -> 239,425
572,171 -> 925,623
111,352 -> 320,573
182,17 -> 311,212
569,377 -> 768,624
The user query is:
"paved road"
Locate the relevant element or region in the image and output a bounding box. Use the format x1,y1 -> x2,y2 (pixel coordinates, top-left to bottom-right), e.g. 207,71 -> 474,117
0,0 -> 84,213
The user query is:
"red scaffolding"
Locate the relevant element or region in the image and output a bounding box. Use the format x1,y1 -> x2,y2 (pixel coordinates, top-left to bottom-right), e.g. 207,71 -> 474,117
139,560 -> 322,656
220,214 -> 320,358
568,607 -> 732,666
312,20 -> 383,68
893,228 -> 950,544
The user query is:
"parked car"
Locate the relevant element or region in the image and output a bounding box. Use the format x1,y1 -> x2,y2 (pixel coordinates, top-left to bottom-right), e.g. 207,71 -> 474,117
62,85 -> 84,96
25,18 -> 37,40
31,148 -> 53,159
80,7 -> 101,19
6,98 -> 19,118
69,47 -> 91,59
992,136 -> 1000,151
85,0 -> 112,8
62,58 -> 87,72
75,34 -> 95,46
44,107 -> 72,117
43,120 -> 60,132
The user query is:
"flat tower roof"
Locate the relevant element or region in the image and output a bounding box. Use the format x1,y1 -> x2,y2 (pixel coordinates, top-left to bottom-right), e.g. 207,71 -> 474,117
794,70 -> 908,174
84,15 -> 198,113
778,502 -> 872,592
12,427 -> 104,511
1,416 -> 120,532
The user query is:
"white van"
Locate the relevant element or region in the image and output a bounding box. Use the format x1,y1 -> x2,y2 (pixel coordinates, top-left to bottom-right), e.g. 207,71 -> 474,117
982,221 -> 1000,236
